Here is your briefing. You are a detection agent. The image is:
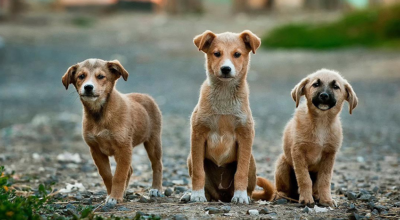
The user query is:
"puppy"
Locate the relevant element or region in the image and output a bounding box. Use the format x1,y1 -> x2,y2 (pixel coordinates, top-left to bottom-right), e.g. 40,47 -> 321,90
61,59 -> 163,205
256,69 -> 358,207
187,30 -> 261,204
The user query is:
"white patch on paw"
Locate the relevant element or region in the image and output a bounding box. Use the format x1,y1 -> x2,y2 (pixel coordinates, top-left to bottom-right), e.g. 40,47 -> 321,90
231,190 -> 250,204
190,189 -> 207,202
149,189 -> 163,197
105,197 -> 117,207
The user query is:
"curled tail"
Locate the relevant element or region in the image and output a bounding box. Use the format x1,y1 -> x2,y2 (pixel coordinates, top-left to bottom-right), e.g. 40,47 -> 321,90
252,176 -> 275,201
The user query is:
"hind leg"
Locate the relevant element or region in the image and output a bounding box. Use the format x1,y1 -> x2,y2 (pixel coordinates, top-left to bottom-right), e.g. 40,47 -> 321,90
144,136 -> 163,197
275,154 -> 294,198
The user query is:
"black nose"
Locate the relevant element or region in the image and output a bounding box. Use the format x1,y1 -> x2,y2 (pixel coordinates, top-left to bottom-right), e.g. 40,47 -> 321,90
319,92 -> 329,101
220,66 -> 231,75
84,85 -> 94,92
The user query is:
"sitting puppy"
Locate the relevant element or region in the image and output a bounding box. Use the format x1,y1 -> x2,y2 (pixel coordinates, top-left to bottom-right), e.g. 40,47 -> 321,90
257,69 -> 358,207
187,30 -> 261,204
62,59 -> 163,205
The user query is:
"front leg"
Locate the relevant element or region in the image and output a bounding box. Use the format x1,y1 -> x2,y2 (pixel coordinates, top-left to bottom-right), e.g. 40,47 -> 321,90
317,152 -> 337,207
90,146 -> 113,195
189,127 -> 207,202
232,126 -> 254,204
106,145 -> 132,206
292,146 -> 314,206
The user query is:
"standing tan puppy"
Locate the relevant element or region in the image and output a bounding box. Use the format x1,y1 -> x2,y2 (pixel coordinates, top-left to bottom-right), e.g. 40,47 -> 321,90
256,69 -> 358,207
62,59 -> 163,206
187,30 -> 261,204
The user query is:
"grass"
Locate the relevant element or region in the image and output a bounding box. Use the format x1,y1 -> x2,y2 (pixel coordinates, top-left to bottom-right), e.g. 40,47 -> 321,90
262,5 -> 400,49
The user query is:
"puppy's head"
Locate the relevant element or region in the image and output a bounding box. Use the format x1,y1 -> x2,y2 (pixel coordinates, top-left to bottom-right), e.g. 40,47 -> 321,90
62,59 -> 128,104
193,30 -> 261,81
291,69 -> 358,114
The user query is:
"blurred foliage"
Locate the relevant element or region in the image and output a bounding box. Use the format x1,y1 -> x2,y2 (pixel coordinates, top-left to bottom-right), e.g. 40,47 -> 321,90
0,166 -> 94,220
72,16 -> 95,28
262,4 -> 400,49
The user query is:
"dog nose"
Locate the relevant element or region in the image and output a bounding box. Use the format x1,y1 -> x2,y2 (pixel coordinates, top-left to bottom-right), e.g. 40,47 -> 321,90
84,85 -> 94,92
319,92 -> 329,101
220,66 -> 231,75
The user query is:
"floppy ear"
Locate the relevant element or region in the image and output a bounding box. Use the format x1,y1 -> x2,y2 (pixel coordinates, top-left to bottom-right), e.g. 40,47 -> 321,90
239,30 -> 261,54
62,64 -> 78,90
193,30 -> 216,53
107,60 -> 129,81
344,82 -> 358,114
291,77 -> 309,108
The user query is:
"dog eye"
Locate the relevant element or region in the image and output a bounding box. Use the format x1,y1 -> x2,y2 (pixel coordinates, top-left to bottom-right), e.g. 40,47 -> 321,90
234,52 -> 241,58
333,85 -> 340,90
78,74 -> 85,80
312,83 -> 319,87
97,75 -> 105,80
214,52 -> 221,58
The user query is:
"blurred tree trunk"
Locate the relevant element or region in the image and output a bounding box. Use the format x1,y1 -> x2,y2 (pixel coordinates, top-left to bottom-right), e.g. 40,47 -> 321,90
304,0 -> 341,10
165,0 -> 203,14
233,0 -> 248,13
10,0 -> 24,14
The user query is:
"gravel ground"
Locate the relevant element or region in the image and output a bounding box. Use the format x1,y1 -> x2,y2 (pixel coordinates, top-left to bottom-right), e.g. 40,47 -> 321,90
0,8 -> 399,219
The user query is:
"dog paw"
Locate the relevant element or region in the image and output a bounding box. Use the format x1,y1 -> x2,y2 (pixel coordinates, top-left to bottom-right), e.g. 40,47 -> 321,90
149,189 -> 163,197
190,189 -> 207,202
231,190 -> 250,204
105,196 -> 118,208
299,193 -> 315,207
319,199 -> 338,208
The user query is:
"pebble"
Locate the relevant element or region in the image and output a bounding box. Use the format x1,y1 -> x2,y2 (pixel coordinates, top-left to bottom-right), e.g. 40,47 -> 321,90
138,196 -> 151,203
173,214 -> 187,220
180,193 -> 191,203
303,206 -> 310,213
273,198 -> 288,204
394,202 -> 400,207
174,186 -> 187,193
205,207 -> 222,214
346,203 -> 357,213
358,194 -> 371,201
372,186 -> 379,193
82,198 -> 92,205
117,206 -> 130,211
259,208 -> 270,214
164,188 -> 173,197
221,206 -> 231,213
347,192 -> 357,200
163,181 -> 174,187
247,209 -> 259,216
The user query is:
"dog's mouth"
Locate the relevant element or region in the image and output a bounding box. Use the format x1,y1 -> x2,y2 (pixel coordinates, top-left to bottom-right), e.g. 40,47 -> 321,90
218,75 -> 234,81
80,94 -> 100,99
312,100 -> 336,111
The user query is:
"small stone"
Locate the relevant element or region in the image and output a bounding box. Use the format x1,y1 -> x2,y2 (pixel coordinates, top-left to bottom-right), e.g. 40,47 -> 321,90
173,214 -> 187,220
126,194 -> 139,200
174,186 -> 187,193
303,206 -> 310,213
82,198 -> 92,205
205,207 -> 222,214
346,203 -> 357,213
164,188 -> 173,197
347,192 -> 357,200
180,193 -> 191,203
247,209 -> 259,216
372,186 -> 379,193
266,212 -> 278,219
373,204 -> 388,212
394,202 -> 400,207
221,206 -> 231,213
351,213 -> 364,220
358,194 -> 371,201
259,208 -> 269,214
117,206 -> 130,211
163,181 -> 174,187
367,201 -> 375,210
138,196 -> 150,203
372,209 -> 379,215
273,198 -> 288,204
99,205 -> 112,212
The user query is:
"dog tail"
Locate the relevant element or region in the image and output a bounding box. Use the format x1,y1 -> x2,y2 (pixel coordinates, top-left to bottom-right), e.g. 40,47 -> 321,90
252,176 -> 275,201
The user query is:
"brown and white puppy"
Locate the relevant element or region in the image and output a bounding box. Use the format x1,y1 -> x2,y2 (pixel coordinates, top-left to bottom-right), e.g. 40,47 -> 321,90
187,30 -> 261,204
256,69 -> 358,207
62,59 -> 163,206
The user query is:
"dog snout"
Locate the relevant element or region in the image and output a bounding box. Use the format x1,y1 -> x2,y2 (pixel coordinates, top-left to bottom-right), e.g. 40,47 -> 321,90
220,66 -> 231,75
319,92 -> 329,101
84,84 -> 94,93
